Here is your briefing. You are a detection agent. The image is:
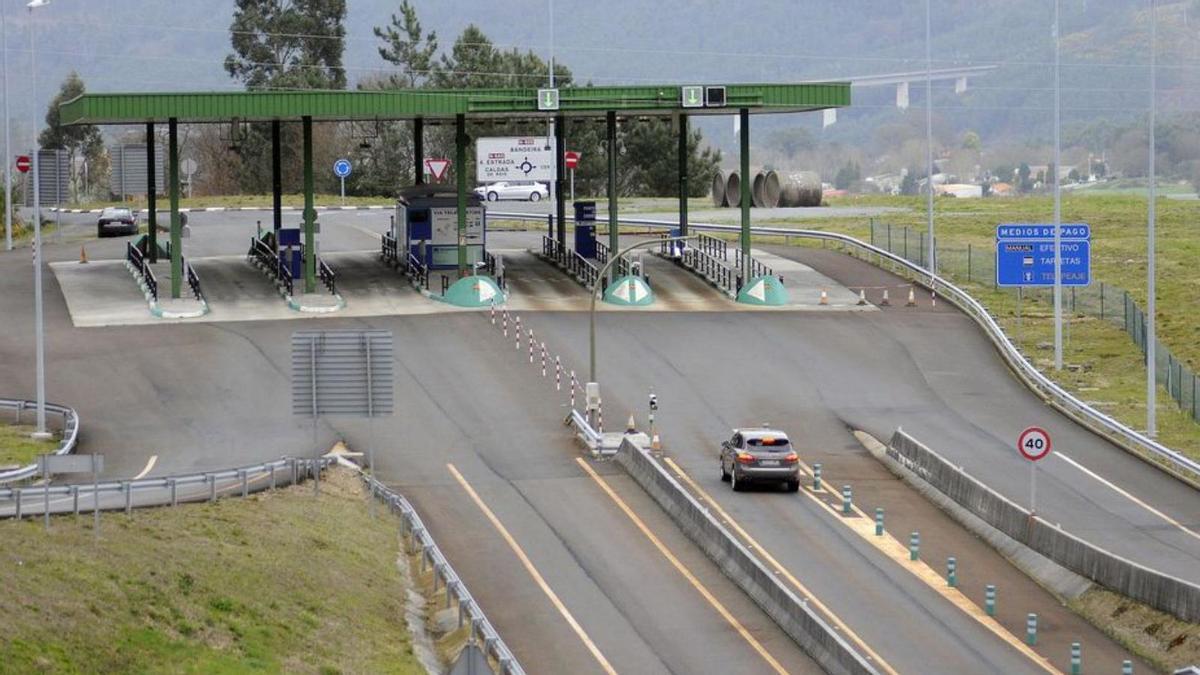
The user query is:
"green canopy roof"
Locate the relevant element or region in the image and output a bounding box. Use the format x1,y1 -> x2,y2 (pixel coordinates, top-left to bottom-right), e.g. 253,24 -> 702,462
59,82 -> 849,125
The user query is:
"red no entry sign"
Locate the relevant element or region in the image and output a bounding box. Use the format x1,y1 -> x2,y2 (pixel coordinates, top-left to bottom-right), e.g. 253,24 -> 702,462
564,151 -> 580,170
15,155 -> 31,173
1017,426 -> 1052,461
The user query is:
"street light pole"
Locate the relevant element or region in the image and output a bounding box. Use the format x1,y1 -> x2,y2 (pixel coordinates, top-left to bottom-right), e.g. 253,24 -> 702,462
3,1 -> 12,251
1147,0 -> 1158,436
589,236 -> 691,382
28,0 -> 49,439
924,0 -> 936,274
1053,0 -> 1063,371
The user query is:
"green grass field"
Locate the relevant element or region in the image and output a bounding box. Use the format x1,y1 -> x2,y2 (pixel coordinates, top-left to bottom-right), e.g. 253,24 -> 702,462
0,425 -> 58,468
0,469 -> 425,674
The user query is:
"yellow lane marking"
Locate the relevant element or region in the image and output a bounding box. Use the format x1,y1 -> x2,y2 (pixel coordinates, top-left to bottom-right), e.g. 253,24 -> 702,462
662,457 -> 897,675
1054,452 -> 1200,544
794,460 -> 1058,674
447,463 -> 618,675
132,455 -> 158,480
574,457 -> 788,675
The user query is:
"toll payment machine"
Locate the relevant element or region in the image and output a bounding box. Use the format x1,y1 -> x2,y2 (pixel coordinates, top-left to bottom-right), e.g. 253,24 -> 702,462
393,185 -> 486,270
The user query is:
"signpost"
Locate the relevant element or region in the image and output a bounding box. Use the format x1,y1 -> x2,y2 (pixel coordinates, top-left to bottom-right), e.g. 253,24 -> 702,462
475,137 -> 553,183
564,151 -> 580,201
181,158 -> 197,199
1017,426 -> 1052,513
15,154 -> 30,173
36,453 -> 103,535
424,157 -> 450,183
996,224 -> 1090,349
333,158 -> 352,205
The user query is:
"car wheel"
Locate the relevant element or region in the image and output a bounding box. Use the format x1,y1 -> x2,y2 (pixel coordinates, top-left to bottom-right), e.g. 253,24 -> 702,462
487,192 -> 498,202
731,469 -> 744,492
786,480 -> 800,493
720,458 -> 730,482
529,191 -> 542,202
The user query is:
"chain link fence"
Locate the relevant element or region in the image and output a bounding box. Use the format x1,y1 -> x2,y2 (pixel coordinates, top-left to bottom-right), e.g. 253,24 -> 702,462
870,219 -> 1200,424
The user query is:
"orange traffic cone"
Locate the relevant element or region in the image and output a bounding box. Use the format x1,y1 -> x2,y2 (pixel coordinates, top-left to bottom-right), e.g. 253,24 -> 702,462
79,245 -> 89,264
906,287 -> 917,306
881,289 -> 891,306
819,290 -> 829,306
857,289 -> 867,306
651,433 -> 662,452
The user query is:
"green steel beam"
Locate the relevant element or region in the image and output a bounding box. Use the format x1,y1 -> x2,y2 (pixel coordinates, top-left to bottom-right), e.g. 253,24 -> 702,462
146,122 -> 156,264
413,118 -> 424,185
607,111 -> 618,260
58,83 -> 849,126
302,116 -> 315,294
678,114 -> 688,236
739,108 -> 750,278
169,118 -> 181,299
455,114 -> 467,277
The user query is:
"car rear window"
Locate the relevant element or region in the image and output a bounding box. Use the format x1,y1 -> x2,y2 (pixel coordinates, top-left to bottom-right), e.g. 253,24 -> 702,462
747,437 -> 790,450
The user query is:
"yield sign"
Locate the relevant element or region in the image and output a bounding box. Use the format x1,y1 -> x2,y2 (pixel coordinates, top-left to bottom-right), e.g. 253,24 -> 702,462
424,157 -> 451,181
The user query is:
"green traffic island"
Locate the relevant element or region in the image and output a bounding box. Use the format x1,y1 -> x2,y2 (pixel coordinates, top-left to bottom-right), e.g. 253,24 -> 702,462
124,236 -> 209,320
0,424 -> 59,473
0,467 -> 458,674
415,269 -> 505,309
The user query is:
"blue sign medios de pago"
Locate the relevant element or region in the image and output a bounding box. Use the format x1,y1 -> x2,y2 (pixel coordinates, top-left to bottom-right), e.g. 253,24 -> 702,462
995,223 -> 1091,288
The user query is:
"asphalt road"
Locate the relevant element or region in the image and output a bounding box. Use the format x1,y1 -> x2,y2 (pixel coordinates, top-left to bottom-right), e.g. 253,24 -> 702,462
0,213 -> 1168,673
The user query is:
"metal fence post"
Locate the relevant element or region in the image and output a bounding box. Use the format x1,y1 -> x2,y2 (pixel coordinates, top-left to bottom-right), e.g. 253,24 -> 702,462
13,488 -> 21,519
269,464 -> 276,491
72,485 -> 80,516
169,478 -> 177,507
124,481 -> 132,515
967,243 -> 972,282
1100,282 -> 1105,320
241,470 -> 248,498
208,474 -> 216,502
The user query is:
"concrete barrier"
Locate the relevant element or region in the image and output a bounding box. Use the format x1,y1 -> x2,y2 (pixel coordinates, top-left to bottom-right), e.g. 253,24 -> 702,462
888,430 -> 1200,623
615,437 -> 878,675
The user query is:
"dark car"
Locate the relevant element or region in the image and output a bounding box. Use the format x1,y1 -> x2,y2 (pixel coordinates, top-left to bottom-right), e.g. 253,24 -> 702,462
97,207 -> 139,237
720,427 -> 800,492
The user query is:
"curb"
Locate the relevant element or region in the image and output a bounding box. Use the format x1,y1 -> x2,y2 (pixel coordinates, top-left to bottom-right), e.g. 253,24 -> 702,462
124,260 -> 210,319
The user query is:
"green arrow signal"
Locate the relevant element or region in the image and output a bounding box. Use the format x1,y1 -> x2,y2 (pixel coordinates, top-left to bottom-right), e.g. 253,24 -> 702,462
687,89 -> 699,104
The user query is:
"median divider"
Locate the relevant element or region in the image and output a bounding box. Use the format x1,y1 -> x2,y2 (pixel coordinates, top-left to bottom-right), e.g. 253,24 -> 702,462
886,429 -> 1200,623
0,398 -> 80,484
614,436 -> 878,675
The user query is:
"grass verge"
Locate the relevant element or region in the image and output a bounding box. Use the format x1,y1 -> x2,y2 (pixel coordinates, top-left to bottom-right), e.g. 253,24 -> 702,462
0,467 -> 426,674
1070,587 -> 1200,672
0,425 -> 59,469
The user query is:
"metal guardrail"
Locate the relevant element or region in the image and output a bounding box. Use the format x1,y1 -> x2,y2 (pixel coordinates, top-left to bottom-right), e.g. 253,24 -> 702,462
277,257 -> 294,297
541,235 -> 599,289
498,210 -> 1200,482
127,241 -> 158,302
184,258 -> 204,301
381,232 -> 399,266
318,259 -> 337,295
696,232 -> 728,260
682,247 -> 738,296
734,247 -> 774,279
0,399 -> 79,484
361,473 -> 525,675
594,239 -> 610,266
407,252 -> 430,290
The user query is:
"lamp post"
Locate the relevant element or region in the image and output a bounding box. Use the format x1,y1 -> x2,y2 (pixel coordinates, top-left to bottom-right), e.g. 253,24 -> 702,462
589,236 -> 690,382
3,0 -> 12,251
1053,0 -> 1063,371
1147,0 -> 1158,436
28,0 -> 50,440
924,0 -> 935,274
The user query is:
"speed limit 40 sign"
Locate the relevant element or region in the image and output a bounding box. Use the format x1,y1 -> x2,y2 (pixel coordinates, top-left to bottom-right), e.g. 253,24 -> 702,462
1017,426 -> 1052,461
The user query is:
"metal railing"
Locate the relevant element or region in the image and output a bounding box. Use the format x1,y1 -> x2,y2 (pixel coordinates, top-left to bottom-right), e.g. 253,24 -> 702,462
407,252 -> 429,290
696,232 -> 728,260
361,473 -> 525,675
734,247 -> 774,280
184,258 -> 204,302
0,399 -> 79,484
483,250 -> 505,289
277,257 -> 294,297
594,239 -> 610,266
318,259 -> 337,295
499,210 -> 1200,481
682,247 -> 738,296
127,241 -> 159,302
381,232 -> 399,266
542,235 -> 600,289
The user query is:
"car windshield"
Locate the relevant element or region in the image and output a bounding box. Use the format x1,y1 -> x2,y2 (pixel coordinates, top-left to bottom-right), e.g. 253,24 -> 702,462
747,437 -> 790,451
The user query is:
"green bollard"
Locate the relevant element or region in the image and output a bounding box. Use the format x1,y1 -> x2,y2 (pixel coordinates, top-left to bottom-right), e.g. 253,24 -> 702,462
947,556 -> 957,587
842,485 -> 852,514
909,532 -> 920,561
812,463 -> 822,490
874,507 -> 884,536
985,584 -> 996,616
1070,642 -> 1081,675
1026,613 -> 1037,646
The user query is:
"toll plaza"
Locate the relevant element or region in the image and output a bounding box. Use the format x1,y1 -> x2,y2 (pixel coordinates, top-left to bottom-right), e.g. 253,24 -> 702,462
57,82 -> 851,317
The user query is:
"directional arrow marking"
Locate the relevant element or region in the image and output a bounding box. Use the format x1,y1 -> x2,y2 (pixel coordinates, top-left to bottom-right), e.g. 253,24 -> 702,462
747,279 -> 766,302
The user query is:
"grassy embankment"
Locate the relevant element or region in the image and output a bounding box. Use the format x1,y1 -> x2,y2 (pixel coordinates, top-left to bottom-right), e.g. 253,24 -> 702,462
0,468 -> 441,674
0,425 -> 58,469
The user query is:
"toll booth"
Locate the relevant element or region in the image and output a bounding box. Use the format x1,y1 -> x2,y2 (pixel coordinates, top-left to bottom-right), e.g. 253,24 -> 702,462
393,185 -> 486,270
278,227 -> 303,277
574,201 -> 597,259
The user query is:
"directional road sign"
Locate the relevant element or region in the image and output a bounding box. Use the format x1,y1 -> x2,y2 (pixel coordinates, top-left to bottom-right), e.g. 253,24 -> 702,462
14,155 -> 30,173
681,86 -> 704,108
333,158 -> 352,178
537,88 -> 560,111
1017,426 -> 1052,461
995,223 -> 1090,288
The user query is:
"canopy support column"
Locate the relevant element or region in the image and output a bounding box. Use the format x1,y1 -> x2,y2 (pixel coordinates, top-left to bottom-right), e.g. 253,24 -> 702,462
456,113 -> 467,277
739,108 -> 751,281
607,111 -> 618,257
678,113 -> 689,236
146,122 -> 157,263
555,114 -> 566,243
272,119 -> 282,236
413,118 -> 424,185
302,116 -> 315,294
168,118 -> 181,299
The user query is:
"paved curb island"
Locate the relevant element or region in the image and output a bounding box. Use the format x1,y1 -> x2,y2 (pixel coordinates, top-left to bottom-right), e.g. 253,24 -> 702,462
0,399 -> 80,484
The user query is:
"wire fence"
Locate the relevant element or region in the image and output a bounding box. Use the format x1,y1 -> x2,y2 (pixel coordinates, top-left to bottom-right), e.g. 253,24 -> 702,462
870,219 -> 1200,424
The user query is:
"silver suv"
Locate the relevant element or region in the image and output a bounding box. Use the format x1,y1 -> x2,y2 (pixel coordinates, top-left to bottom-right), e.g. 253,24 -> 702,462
720,427 -> 800,492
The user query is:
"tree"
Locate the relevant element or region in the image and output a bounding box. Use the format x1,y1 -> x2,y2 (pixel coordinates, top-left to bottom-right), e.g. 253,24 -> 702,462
39,72 -> 107,202
899,168 -> 920,196
225,0 -> 347,91
374,1 -> 437,88
767,128 -> 816,160
961,130 -> 982,151
834,161 -> 861,190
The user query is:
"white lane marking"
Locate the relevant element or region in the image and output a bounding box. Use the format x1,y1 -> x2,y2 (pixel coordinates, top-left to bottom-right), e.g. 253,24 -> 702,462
1055,451 -> 1200,543
132,455 -> 158,480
